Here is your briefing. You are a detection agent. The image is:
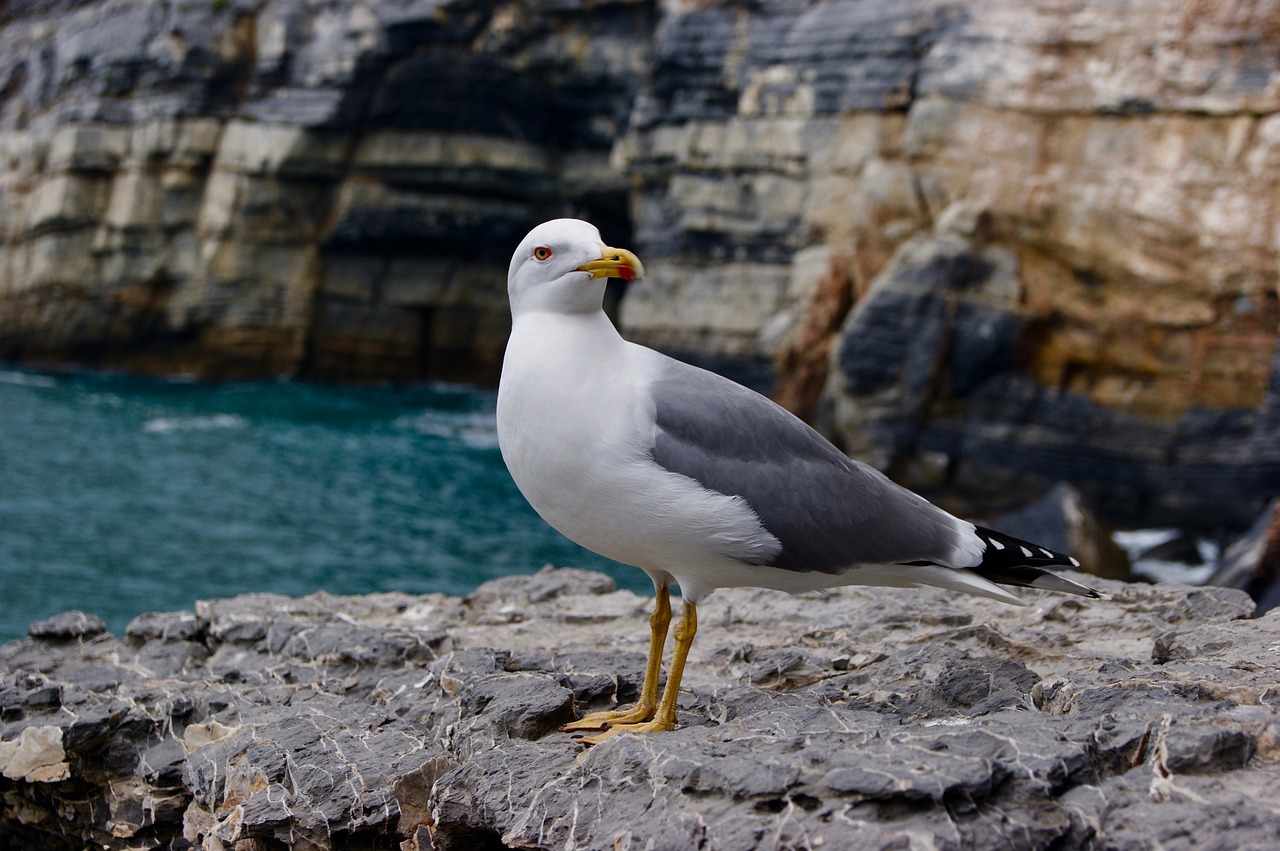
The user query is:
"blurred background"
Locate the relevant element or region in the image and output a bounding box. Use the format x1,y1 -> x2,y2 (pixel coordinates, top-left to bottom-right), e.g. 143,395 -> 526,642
1,0 -> 1277,640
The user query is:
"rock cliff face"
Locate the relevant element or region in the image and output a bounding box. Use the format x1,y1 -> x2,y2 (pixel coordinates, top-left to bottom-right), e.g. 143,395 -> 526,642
2,569 -> 1277,850
1,0 -> 1277,527
617,0 -> 1280,528
0,0 -> 651,383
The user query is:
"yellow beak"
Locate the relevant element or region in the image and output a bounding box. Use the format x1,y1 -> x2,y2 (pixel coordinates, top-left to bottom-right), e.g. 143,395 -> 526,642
577,245 -> 645,281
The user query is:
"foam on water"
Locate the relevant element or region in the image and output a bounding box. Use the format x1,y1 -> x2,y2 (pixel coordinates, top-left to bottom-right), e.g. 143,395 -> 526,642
142,413 -> 248,434
1114,528 -> 1220,585
0,370 -> 57,388
393,409 -> 500,450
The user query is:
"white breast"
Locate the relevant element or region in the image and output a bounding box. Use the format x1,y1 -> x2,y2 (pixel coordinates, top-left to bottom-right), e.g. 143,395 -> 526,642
496,311 -> 776,586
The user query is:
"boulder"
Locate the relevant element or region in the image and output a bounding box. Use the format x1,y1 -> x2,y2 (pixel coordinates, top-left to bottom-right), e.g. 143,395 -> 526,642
1208,497 -> 1280,615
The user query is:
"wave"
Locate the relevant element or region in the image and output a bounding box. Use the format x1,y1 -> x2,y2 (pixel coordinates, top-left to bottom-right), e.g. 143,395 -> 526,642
0,370 -> 57,388
142,414 -> 248,434
393,410 -> 500,450
86,392 -> 124,408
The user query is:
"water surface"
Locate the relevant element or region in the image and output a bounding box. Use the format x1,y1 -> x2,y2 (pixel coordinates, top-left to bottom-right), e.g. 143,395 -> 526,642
0,368 -> 645,643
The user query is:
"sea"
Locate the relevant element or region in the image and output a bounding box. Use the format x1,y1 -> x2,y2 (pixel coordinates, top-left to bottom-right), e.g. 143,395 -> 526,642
0,366 -> 648,644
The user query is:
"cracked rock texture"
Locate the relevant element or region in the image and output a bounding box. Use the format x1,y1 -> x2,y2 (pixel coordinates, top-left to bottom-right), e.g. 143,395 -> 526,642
2,567 -> 1278,850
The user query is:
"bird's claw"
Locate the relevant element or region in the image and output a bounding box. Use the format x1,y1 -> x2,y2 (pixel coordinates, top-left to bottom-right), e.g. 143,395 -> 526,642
569,717 -> 676,746
561,703 -> 656,735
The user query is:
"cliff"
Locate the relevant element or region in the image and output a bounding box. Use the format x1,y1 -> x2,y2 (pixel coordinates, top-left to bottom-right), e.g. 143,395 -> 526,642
0,0 -> 652,383
1,0 -> 1278,527
616,0 -> 1280,529
2,569 -> 1277,850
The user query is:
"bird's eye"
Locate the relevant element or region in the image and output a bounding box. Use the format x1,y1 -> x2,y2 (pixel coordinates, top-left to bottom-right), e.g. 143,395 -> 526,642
533,246 -> 553,261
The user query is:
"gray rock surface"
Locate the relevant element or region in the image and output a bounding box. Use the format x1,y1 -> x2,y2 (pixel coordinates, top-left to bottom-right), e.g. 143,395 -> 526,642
2,567 -> 1277,849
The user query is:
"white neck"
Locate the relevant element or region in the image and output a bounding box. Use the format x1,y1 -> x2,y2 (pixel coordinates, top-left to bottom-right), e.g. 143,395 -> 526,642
509,308 -> 622,351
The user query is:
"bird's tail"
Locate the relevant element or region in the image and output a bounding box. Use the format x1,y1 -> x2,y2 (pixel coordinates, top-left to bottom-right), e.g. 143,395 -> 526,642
968,526 -> 1106,599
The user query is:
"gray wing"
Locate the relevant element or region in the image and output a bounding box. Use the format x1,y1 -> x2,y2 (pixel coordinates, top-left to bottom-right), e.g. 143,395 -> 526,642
647,361 -> 972,574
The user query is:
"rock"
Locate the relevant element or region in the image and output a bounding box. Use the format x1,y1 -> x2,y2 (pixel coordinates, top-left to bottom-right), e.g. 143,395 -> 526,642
1123,528 -> 1219,587
27,611 -> 107,641
0,0 -> 654,384
772,247 -> 857,422
463,564 -> 618,607
0,726 -> 69,784
1207,497 -> 1280,615
1136,532 -> 1206,567
619,0 -> 1280,530
815,215 -> 1279,531
990,482 -> 1132,581
1,568 -> 1276,850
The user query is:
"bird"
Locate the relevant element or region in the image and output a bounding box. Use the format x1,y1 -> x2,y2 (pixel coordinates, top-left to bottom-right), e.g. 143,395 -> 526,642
496,218 -> 1103,744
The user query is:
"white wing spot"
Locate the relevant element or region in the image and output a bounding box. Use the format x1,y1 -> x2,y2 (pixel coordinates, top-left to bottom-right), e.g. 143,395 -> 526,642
1070,557 -> 1081,567
1039,547 -> 1053,558
991,539 -> 1006,550
1020,546 -> 1034,558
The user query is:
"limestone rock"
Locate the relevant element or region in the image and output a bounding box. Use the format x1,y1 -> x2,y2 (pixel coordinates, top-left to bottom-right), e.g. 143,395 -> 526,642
0,0 -> 654,384
620,0 -> 1280,530
1,568 -> 1276,849
0,726 -> 69,784
26,611 -> 107,641
816,220 -> 1279,530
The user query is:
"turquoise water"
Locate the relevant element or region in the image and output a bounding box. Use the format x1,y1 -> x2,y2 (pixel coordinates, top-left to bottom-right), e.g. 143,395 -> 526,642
0,367 -> 647,643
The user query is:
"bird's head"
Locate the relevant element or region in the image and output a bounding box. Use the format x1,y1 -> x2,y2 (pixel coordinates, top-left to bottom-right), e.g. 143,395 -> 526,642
506,218 -> 645,316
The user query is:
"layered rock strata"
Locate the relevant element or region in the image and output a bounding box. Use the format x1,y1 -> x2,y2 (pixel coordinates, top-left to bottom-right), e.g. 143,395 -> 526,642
0,0 -> 651,383
617,0 -> 1280,528
1,568 -> 1277,850
1,0 -> 1277,526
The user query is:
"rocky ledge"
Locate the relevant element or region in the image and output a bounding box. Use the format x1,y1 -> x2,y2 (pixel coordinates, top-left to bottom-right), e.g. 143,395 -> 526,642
1,567 -> 1277,850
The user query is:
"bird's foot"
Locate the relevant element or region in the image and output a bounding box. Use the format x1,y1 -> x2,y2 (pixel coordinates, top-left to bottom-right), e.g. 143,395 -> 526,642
561,703 -> 655,733
572,717 -> 676,746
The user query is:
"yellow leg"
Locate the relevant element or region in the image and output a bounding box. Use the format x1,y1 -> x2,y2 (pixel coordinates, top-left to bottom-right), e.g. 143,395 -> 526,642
578,599 -> 697,744
563,584 -> 671,733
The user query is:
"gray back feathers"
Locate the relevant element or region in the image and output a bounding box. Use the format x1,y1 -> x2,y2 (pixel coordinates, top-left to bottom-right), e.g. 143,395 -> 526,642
647,363 -> 970,573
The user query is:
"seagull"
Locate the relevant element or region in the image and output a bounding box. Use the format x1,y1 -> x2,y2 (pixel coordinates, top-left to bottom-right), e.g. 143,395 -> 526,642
496,218 -> 1102,743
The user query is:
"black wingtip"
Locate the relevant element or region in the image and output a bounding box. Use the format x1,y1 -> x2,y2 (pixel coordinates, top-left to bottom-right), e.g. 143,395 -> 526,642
974,526 -> 1079,568
969,526 -> 1103,599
